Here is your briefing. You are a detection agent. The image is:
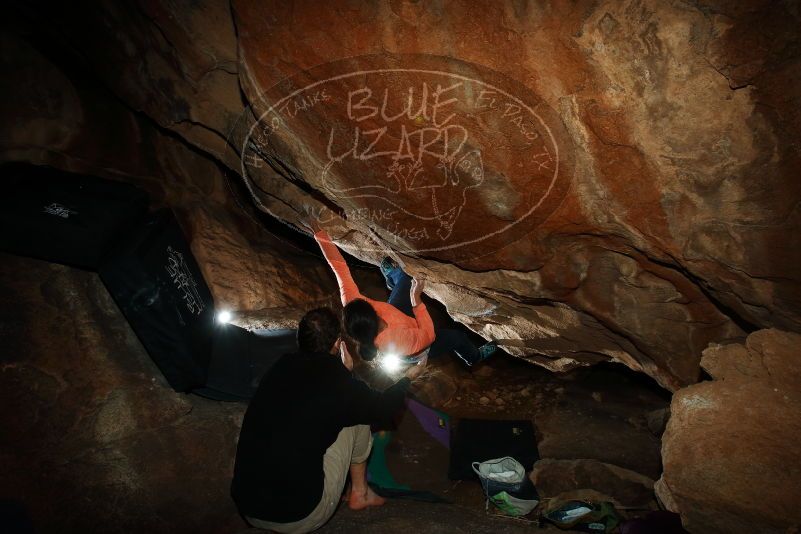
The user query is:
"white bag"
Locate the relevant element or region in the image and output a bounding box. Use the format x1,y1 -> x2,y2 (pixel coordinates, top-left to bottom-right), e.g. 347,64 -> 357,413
472,456 -> 539,517
472,456 -> 525,492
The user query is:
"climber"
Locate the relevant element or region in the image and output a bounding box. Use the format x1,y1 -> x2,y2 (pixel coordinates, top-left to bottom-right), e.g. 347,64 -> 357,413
307,218 -> 497,366
230,307 -> 427,533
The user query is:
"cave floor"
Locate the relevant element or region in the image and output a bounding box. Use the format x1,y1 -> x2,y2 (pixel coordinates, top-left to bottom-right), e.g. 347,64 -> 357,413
236,501 -> 571,534
303,499 -> 569,533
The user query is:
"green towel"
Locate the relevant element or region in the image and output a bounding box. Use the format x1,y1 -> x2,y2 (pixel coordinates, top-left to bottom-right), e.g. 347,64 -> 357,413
367,431 -> 410,490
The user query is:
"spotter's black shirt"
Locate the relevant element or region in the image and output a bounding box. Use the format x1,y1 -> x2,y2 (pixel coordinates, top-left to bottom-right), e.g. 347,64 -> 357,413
231,351 -> 410,523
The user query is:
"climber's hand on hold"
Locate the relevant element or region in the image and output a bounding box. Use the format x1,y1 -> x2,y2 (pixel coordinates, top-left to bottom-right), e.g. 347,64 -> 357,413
404,353 -> 428,381
299,209 -> 323,235
410,276 -> 426,307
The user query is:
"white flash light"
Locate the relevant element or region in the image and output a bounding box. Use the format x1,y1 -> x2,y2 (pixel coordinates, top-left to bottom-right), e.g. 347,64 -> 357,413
217,310 -> 232,324
381,353 -> 401,373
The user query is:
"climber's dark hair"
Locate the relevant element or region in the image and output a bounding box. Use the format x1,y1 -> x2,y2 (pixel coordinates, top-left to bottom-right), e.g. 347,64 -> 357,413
297,307 -> 340,354
343,299 -> 379,361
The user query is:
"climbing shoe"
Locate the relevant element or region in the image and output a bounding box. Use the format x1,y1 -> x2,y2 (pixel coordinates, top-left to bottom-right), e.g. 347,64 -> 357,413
475,341 -> 498,364
380,257 -> 397,290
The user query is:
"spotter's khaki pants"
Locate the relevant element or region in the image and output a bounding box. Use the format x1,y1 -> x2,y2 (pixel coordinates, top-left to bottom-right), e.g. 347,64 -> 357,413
246,424 -> 373,533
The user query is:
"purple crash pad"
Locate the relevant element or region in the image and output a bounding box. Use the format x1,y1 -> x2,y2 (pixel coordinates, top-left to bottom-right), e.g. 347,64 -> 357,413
406,398 -> 450,449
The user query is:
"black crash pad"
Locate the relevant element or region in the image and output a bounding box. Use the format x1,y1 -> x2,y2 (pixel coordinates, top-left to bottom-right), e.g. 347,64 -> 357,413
0,163 -> 149,270
448,418 -> 539,480
99,209 -> 215,392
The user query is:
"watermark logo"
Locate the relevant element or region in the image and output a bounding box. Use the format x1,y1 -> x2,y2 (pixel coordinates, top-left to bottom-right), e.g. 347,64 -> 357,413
165,246 -> 205,315
43,202 -> 76,219
238,54 -> 571,261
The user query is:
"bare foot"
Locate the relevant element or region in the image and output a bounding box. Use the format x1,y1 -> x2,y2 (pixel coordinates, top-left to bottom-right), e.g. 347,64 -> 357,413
347,486 -> 386,511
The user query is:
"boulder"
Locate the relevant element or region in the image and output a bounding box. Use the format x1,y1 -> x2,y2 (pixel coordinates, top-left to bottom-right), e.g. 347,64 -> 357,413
657,329 -> 801,533
0,256 -> 247,533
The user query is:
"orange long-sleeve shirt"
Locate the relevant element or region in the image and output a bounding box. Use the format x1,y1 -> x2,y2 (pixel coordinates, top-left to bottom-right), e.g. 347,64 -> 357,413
314,230 -> 435,357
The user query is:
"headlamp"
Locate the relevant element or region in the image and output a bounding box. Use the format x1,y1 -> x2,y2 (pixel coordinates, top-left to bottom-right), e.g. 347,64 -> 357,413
380,353 -> 401,373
